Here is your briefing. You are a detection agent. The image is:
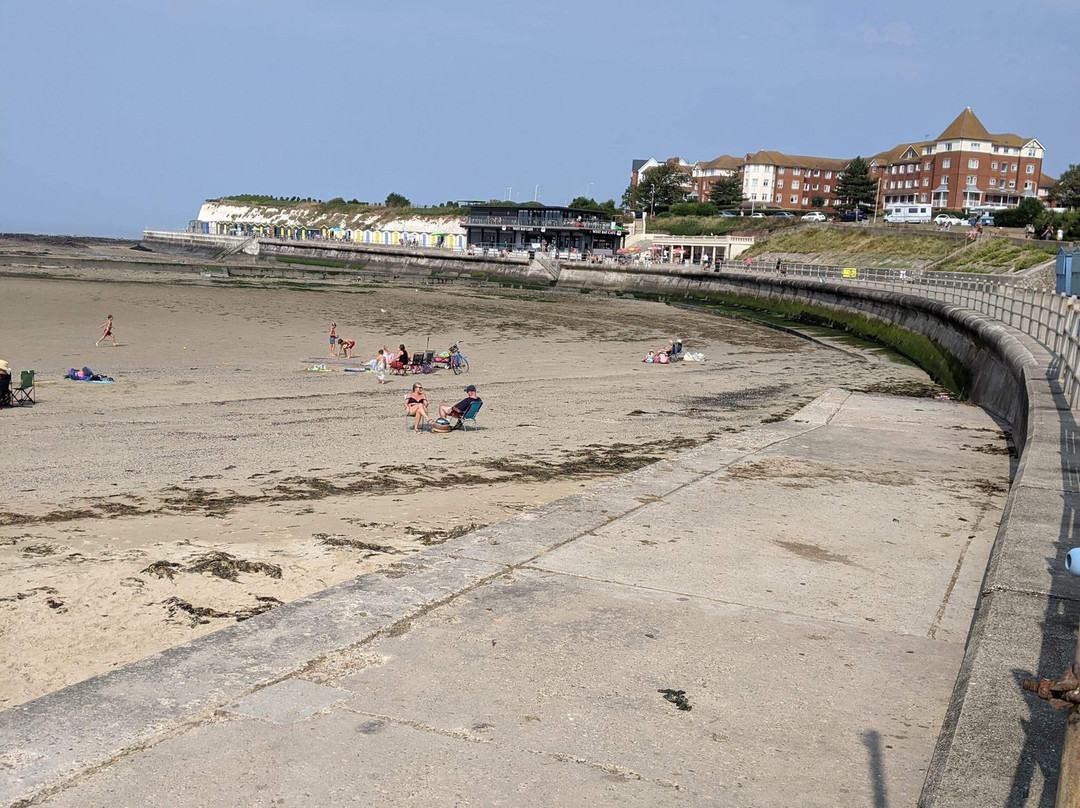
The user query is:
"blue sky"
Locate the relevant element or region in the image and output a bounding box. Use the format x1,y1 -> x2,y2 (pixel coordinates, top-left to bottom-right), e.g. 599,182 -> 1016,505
1,0 -> 1077,238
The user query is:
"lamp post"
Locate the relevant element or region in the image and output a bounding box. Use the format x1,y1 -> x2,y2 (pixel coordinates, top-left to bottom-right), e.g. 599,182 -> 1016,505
586,182 -> 593,200
506,186 -> 513,201
874,174 -> 882,224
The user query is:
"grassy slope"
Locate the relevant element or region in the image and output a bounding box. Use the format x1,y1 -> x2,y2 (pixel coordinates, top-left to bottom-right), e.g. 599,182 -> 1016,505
744,226 -> 1057,273
932,238 -> 1058,273
744,228 -> 952,269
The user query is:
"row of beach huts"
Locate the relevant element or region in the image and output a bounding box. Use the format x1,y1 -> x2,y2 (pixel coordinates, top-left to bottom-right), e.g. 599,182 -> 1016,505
187,220 -> 466,249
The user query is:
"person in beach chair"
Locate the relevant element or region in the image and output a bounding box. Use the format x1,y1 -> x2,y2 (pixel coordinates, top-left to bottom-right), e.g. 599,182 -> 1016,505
403,382 -> 432,432
0,360 -> 11,408
664,339 -> 683,361
438,385 -> 482,430
390,344 -> 410,375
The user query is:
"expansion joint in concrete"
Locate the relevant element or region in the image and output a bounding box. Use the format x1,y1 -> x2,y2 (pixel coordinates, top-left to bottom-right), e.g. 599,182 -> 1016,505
982,583 -> 1080,604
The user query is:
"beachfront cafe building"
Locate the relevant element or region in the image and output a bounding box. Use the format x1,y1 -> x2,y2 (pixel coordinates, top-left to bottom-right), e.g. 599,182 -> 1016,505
461,205 -> 625,258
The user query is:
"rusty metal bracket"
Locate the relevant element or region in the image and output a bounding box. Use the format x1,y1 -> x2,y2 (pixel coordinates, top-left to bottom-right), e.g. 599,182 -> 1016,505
1023,665 -> 1080,711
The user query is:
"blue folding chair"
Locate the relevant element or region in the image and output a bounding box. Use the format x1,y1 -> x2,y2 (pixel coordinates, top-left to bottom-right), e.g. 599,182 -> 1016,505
458,399 -> 482,431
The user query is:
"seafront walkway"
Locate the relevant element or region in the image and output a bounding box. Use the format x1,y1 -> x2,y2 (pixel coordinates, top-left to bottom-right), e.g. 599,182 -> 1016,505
0,390 -> 1010,807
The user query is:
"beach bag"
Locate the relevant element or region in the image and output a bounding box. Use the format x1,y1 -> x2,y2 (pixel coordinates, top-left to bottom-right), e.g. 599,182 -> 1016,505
432,418 -> 453,433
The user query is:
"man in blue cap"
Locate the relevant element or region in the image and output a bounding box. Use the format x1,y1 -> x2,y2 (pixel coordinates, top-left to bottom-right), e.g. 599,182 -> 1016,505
439,384 -> 481,428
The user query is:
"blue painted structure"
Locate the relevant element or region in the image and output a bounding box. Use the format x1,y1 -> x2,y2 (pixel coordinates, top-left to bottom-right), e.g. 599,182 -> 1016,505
1055,246 -> 1080,295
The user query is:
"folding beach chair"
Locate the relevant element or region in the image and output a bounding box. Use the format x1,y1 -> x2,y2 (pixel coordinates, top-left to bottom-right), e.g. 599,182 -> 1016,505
458,399 -> 482,431
0,373 -> 10,408
11,370 -> 34,404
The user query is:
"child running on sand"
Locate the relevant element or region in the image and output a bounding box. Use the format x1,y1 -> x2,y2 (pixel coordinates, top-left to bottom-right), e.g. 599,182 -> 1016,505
329,323 -> 338,356
96,314 -> 118,347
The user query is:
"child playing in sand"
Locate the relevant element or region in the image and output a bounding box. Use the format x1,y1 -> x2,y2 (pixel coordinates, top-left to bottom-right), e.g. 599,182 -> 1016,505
329,323 -> 338,356
336,337 -> 355,358
374,346 -> 388,384
95,315 -> 118,347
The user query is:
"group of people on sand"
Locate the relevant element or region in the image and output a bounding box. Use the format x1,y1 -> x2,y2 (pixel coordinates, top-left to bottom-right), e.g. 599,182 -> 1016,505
329,324 -> 414,383
643,339 -> 682,364
403,383 -> 481,433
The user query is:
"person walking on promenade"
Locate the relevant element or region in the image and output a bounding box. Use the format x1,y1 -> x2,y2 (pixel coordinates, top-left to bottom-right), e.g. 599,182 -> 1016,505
329,322 -> 338,356
96,314 -> 118,347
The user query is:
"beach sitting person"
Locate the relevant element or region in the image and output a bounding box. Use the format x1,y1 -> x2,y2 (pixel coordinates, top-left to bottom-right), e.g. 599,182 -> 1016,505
390,343 -> 410,373
644,350 -> 656,363
662,339 -> 682,360
336,338 -> 355,358
0,360 -> 10,407
438,385 -> 481,429
404,382 -> 432,432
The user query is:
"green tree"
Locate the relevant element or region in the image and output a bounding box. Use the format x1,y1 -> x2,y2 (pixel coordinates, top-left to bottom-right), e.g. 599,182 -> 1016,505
994,198 -> 1044,228
385,192 -> 411,208
810,195 -> 825,209
568,196 -> 601,210
631,163 -> 689,215
1049,164 -> 1080,208
834,157 -> 876,210
708,174 -> 744,209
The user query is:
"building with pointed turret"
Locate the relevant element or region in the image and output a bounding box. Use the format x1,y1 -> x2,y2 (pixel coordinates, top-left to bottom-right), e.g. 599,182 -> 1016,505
870,107 -> 1045,212
630,107 -> 1049,215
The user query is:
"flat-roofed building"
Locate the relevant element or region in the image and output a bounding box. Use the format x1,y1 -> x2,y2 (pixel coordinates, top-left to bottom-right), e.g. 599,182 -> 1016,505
461,205 -> 625,257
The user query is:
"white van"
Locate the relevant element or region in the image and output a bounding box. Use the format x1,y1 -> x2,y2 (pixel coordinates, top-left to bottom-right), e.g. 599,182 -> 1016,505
884,204 -> 932,224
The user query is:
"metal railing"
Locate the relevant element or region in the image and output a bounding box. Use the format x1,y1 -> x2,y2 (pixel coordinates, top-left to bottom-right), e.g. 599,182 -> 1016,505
462,215 -> 614,231
707,258 -> 1079,405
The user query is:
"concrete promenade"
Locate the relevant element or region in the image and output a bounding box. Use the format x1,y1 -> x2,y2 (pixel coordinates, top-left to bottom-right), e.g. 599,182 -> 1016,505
0,391 -> 1010,807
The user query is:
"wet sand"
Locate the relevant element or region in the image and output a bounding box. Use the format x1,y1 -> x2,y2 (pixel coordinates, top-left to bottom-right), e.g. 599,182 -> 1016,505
0,271 -> 945,708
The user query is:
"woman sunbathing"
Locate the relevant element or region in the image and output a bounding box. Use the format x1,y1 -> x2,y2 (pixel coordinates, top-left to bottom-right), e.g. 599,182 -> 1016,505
404,382 -> 432,432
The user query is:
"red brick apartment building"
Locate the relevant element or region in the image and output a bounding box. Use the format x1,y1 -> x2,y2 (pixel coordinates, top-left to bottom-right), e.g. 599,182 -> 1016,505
634,108 -> 1048,214
872,107 -> 1045,212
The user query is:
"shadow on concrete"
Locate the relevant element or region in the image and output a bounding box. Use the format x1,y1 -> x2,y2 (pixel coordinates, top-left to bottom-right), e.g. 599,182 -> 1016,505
862,729 -> 890,808
1009,370 -> 1080,806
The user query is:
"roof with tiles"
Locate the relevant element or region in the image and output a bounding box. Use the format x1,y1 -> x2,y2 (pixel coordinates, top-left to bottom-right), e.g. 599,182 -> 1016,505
937,107 -> 993,141
936,107 -> 1036,147
699,154 -> 742,171
742,149 -> 850,171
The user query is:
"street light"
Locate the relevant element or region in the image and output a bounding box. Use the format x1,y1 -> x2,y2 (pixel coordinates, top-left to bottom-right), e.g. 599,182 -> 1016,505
586,182 -> 593,199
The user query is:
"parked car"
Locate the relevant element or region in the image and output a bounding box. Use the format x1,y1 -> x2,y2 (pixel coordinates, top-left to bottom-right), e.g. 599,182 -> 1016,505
977,214 -> 995,226
933,214 -> 967,227
837,210 -> 867,222
770,212 -> 796,218
750,212 -> 765,218
718,211 -> 737,218
801,211 -> 827,222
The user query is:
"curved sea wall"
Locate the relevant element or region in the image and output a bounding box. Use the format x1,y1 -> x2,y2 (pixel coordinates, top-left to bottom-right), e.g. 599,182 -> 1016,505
558,265 -> 1034,436
555,264 -> 1073,806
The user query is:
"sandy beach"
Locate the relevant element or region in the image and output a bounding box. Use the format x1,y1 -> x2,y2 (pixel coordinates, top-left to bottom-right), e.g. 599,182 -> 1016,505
0,268 -> 948,709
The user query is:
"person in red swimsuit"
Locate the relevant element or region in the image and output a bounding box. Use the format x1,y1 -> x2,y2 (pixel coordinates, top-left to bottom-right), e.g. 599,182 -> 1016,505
96,314 -> 118,347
